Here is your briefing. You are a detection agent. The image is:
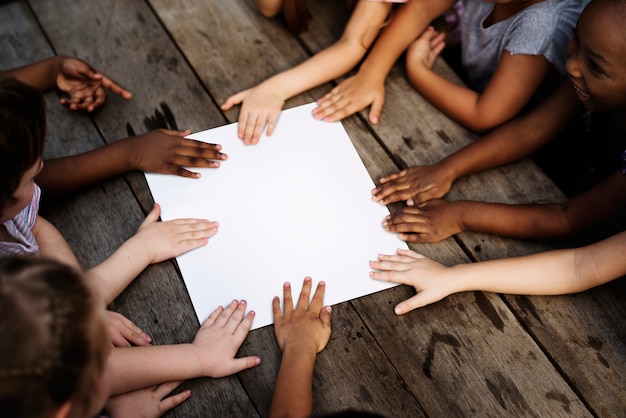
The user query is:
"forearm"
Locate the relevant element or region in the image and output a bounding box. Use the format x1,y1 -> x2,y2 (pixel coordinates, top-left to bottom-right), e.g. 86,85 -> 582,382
449,230 -> 626,296
453,201 -> 573,240
265,38 -> 370,100
33,216 -> 82,269
39,138 -> 137,196
265,1 -> 389,100
435,81 -> 583,182
108,344 -> 202,394
86,234 -> 151,304
269,346 -> 317,418
408,68 -> 487,131
6,56 -> 63,92
358,0 -> 454,82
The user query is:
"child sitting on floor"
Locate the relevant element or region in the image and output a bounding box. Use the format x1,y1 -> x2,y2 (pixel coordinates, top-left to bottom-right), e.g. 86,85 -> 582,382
373,0 -> 626,244
5,56 -> 227,196
0,256 -> 260,418
313,0 -> 587,133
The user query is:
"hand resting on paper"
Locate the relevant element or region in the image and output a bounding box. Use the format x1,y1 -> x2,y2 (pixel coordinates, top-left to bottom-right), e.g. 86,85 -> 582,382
372,163 -> 454,206
382,199 -> 461,243
123,129 -> 228,178
191,299 -> 261,377
370,249 -> 452,314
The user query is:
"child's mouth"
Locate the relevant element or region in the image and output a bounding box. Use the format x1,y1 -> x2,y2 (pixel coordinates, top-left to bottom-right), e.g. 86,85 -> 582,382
572,83 -> 590,101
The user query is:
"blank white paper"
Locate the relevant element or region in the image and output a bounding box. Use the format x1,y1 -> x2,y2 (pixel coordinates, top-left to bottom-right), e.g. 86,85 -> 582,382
145,103 -> 407,330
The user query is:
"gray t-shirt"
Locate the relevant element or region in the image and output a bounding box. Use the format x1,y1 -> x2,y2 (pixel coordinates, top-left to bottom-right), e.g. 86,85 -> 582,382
461,0 -> 590,92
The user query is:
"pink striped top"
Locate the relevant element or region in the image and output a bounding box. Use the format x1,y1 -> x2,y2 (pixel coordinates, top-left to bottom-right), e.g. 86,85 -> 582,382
0,184 -> 41,256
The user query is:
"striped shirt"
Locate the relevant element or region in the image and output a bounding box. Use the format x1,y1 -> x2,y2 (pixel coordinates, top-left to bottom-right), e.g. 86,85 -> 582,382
0,184 -> 41,256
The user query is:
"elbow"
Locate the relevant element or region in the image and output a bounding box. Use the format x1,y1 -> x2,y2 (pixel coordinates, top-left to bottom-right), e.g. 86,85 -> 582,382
255,0 -> 282,17
463,113 -> 508,134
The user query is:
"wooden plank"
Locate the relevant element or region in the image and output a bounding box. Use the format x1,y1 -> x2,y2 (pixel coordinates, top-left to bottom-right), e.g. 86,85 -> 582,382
238,304 -> 429,417
298,2 -> 626,416
502,283 -> 626,416
147,1 -> 599,416
13,1 -> 258,416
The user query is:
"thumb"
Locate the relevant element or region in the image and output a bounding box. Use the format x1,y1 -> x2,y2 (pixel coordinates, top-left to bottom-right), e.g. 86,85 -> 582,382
142,203 -> 162,225
394,290 -> 443,315
320,305 -> 332,328
369,96 -> 384,125
221,92 -> 245,110
230,356 -> 262,374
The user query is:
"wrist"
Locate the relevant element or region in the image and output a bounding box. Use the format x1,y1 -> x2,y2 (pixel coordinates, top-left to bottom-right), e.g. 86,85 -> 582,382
115,136 -> 143,172
281,340 -> 319,357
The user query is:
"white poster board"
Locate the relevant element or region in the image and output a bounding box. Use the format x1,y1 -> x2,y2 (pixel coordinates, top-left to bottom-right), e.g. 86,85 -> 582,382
145,103 -> 407,330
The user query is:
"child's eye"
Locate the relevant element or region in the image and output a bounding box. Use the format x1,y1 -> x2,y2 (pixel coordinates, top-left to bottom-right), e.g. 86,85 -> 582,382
588,58 -> 604,75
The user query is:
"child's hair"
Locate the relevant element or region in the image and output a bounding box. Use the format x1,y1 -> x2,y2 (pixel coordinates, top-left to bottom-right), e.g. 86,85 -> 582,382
282,0 -> 361,35
282,0 -> 312,34
0,256 -> 109,418
0,76 -> 46,212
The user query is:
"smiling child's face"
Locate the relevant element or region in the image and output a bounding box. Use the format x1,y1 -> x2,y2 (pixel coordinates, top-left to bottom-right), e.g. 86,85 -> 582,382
566,0 -> 626,113
0,158 -> 43,223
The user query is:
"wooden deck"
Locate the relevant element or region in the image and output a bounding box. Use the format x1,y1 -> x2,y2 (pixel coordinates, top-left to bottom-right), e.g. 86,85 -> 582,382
2,0 -> 625,417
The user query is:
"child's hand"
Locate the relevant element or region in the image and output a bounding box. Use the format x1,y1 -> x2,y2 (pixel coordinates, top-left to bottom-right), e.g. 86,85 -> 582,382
369,249 -> 455,313
273,277 -> 332,354
56,57 -> 132,112
106,310 -> 152,347
383,199 -> 461,243
372,163 -> 454,206
125,129 -> 227,178
191,300 -> 261,377
221,85 -> 285,145
406,26 -> 446,71
106,381 -> 191,418
134,203 -> 218,264
312,73 -> 385,124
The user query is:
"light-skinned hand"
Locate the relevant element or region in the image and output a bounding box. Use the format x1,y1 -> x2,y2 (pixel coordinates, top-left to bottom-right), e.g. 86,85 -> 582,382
221,85 -> 285,145
106,381 -> 191,418
134,203 -> 218,264
369,249 -> 455,313
191,300 -> 261,377
383,199 -> 461,243
372,163 -> 454,206
273,277 -> 332,354
124,129 -> 228,177
106,310 -> 152,347
56,57 -> 132,112
312,73 -> 385,124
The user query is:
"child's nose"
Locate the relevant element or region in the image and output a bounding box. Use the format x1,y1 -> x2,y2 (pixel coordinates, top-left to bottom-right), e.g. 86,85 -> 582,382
565,40 -> 582,79
565,56 -> 582,79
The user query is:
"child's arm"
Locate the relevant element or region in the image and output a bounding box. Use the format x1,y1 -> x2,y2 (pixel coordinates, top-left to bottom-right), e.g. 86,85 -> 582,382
312,0 -> 455,124
405,27 -> 553,133
37,129 -> 227,196
85,203 -> 217,305
106,381 -> 191,418
221,0 -> 391,144
372,79 -> 585,206
269,278 -> 332,418
7,56 -> 132,112
33,215 -> 153,347
107,300 -> 261,395
33,215 -> 83,269
383,170 -> 626,242
370,230 -> 626,314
